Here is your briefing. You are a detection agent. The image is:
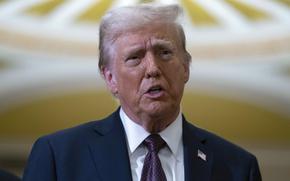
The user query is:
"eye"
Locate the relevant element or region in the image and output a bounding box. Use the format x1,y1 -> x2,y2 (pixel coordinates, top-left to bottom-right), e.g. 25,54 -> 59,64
127,56 -> 139,60
162,49 -> 172,55
159,48 -> 173,60
125,55 -> 141,66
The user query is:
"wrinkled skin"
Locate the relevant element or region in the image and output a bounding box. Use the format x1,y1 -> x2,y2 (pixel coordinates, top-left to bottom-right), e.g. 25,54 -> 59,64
103,23 -> 190,133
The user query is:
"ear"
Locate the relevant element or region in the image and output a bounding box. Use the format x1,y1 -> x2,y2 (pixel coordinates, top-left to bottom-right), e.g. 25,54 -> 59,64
102,67 -> 118,96
183,62 -> 190,83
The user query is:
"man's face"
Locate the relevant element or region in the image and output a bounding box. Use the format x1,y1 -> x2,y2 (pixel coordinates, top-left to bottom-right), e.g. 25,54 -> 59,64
103,23 -> 189,123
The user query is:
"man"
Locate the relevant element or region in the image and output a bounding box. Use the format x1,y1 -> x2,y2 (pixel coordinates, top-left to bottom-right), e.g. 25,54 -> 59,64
23,4 -> 262,181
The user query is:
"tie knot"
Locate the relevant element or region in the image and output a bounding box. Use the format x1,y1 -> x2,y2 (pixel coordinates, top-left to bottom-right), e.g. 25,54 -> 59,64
143,134 -> 166,153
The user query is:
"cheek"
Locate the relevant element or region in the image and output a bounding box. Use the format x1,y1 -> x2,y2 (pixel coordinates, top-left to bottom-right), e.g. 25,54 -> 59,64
116,68 -> 144,91
167,62 -> 186,80
165,64 -> 186,92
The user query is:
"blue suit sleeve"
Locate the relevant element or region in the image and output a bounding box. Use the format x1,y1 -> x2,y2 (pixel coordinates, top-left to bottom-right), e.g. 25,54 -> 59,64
249,156 -> 262,181
22,137 -> 57,181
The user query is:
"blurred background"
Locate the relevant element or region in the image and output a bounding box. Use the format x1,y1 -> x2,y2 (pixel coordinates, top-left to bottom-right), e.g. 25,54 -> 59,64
0,0 -> 289,180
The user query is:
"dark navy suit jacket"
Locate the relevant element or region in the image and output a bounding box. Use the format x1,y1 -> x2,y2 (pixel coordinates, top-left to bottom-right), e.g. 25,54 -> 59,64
22,109 -> 261,181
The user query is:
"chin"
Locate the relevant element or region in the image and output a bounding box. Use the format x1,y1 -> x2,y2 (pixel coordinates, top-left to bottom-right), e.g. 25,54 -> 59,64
143,102 -> 172,116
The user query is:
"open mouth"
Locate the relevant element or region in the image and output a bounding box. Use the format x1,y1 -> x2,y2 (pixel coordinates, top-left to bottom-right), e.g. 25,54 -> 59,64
146,85 -> 163,95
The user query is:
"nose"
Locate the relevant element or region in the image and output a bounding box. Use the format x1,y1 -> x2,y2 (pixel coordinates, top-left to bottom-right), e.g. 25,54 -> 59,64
145,53 -> 161,79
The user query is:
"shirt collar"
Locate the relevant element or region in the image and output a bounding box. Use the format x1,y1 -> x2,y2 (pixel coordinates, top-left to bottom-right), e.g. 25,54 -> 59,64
120,108 -> 149,155
119,107 -> 183,158
159,111 -> 182,157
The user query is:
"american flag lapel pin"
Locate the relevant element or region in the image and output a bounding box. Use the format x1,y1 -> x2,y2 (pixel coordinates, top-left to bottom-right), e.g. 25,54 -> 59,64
197,149 -> 207,161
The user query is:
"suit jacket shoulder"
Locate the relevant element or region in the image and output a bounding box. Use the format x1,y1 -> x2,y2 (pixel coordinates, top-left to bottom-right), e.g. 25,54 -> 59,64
183,119 -> 262,181
23,109 -> 132,181
189,121 -> 255,157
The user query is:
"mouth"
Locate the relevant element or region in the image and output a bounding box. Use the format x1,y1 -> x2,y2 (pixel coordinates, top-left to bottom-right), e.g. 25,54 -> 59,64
147,85 -> 163,93
145,85 -> 164,98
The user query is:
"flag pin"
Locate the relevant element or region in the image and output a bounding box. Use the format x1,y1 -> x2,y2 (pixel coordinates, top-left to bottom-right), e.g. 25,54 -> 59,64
197,149 -> 206,161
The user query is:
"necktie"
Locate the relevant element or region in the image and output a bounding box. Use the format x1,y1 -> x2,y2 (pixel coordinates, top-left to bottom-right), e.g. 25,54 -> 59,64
141,134 -> 167,181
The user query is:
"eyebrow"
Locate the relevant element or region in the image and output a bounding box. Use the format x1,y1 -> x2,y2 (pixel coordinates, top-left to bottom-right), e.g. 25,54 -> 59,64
150,39 -> 175,50
123,45 -> 145,57
123,39 -> 176,57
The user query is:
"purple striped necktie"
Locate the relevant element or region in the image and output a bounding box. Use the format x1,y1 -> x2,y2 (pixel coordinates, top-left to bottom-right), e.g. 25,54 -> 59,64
141,134 -> 167,181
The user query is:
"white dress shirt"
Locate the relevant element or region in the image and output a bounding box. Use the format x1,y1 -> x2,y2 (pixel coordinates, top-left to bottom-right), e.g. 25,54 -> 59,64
120,108 -> 184,181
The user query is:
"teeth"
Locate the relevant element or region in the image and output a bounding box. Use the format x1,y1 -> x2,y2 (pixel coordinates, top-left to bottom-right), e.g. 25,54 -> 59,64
148,86 -> 161,93
151,88 -> 160,91
150,89 -> 160,92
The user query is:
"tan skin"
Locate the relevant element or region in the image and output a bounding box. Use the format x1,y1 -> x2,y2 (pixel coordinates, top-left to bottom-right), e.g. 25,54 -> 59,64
103,23 -> 190,133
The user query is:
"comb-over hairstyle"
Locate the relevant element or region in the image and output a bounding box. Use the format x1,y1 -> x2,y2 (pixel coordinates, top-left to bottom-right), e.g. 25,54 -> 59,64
98,4 -> 191,71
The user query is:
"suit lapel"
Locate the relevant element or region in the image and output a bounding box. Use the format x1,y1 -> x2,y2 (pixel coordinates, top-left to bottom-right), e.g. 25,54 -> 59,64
183,118 -> 213,181
87,111 -> 213,181
88,109 -> 132,181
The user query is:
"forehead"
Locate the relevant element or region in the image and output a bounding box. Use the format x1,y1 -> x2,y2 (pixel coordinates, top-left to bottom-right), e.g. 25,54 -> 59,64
113,23 -> 181,49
